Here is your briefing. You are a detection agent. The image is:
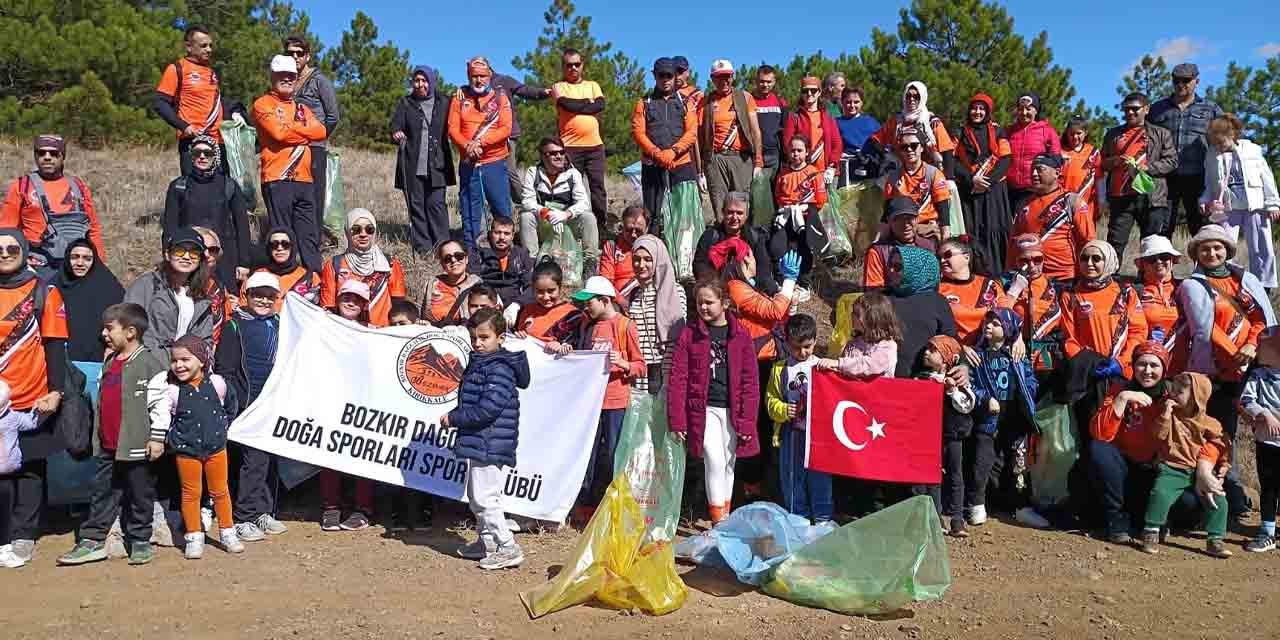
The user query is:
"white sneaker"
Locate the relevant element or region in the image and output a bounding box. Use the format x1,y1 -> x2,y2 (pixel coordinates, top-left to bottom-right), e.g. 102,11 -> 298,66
201,507 -> 214,532
219,528 -> 245,554
255,514 -> 288,536
967,504 -> 988,526
0,544 -> 26,568
1015,507 -> 1051,529
795,287 -> 813,303
479,543 -> 525,570
10,539 -> 35,562
105,531 -> 128,559
235,522 -> 266,542
183,533 -> 204,560
151,507 -> 174,547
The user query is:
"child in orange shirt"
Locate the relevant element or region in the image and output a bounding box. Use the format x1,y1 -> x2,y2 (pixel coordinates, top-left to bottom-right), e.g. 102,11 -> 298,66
773,136 -> 830,291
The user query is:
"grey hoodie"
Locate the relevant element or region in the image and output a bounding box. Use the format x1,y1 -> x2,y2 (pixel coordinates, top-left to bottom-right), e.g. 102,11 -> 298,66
295,67 -> 340,147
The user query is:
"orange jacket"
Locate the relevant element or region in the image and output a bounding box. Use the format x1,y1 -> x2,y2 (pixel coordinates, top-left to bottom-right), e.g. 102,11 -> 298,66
728,280 -> 790,360
1061,143 -> 1102,213
0,175 -> 105,259
1090,381 -> 1162,463
1007,187 -> 1093,281
939,276 -> 1009,343
448,89 -> 513,165
599,239 -> 636,303
631,95 -> 698,168
1059,282 -> 1148,378
252,93 -> 327,183
1198,274 -> 1267,382
319,256 -> 408,328
774,163 -> 827,208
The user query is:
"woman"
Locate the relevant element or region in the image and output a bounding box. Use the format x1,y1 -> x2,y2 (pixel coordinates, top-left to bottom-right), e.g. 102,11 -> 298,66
52,238 -> 124,363
1133,235 -> 1186,372
954,93 -> 1013,275
1005,93 -> 1061,206
0,229 -> 69,567
937,238 -> 1009,345
1059,241 -> 1147,380
161,135 -> 252,291
834,86 -> 881,185
193,226 -> 234,347
124,227 -> 217,353
421,239 -> 481,327
243,226 -> 321,311
625,235 -> 687,394
870,81 -> 955,178
1060,116 -> 1103,215
391,65 -> 456,255
1202,114 -> 1280,288
781,76 -> 843,179
319,208 -> 407,328
884,246 -> 957,377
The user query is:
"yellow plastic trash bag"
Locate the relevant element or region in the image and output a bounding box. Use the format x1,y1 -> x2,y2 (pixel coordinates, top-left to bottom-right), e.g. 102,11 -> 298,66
826,292 -> 863,357
519,474 -> 688,619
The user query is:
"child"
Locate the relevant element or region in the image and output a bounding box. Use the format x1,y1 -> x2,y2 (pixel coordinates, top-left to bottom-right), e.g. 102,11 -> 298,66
1140,372 -> 1232,558
56,303 -> 170,567
767,314 -> 831,523
389,299 -> 422,328
1241,334 -> 1280,552
515,260 -> 581,342
465,284 -> 502,318
773,135 -> 831,290
445,308 -> 530,570
149,335 -> 242,559
319,279 -> 376,530
919,335 -> 977,537
385,300 -> 430,531
669,277 -> 760,524
817,292 -> 899,378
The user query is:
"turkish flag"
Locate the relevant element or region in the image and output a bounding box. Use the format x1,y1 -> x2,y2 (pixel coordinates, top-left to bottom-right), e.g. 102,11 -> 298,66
805,371 -> 943,484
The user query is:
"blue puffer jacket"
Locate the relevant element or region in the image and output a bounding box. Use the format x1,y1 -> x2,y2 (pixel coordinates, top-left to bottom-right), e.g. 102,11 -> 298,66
972,308 -> 1039,435
449,348 -> 531,467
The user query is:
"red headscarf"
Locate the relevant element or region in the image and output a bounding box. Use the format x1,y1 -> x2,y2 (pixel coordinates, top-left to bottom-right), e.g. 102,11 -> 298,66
708,237 -> 753,271
928,335 -> 963,367
1133,341 -> 1171,371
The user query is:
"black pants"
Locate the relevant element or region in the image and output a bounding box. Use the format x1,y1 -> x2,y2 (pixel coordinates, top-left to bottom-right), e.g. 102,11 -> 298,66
80,457 -> 157,544
567,145 -> 608,231
1258,442 -> 1280,525
942,438 -> 965,522
178,139 -> 228,177
233,444 -> 276,524
1208,380 -> 1250,516
2,458 -> 46,542
1164,173 -> 1208,237
1106,195 -> 1169,266
640,162 -> 697,236
262,180 -> 321,272
781,205 -> 826,288
404,175 -> 450,254
311,146 -> 329,237
964,431 -> 997,508
736,360 -> 777,496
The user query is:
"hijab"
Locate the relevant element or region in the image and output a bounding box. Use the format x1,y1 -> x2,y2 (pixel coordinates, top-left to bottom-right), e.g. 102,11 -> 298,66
962,93 -> 999,160
52,237 -> 125,362
978,308 -> 1022,351
891,246 -> 940,297
411,65 -> 437,115
343,208 -> 391,277
262,225 -> 303,276
633,235 -> 685,343
0,228 -> 35,290
188,134 -> 221,180
1078,240 -> 1119,290
899,81 -> 936,146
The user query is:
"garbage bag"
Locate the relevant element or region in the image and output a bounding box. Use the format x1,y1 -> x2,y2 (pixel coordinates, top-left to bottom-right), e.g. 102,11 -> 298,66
1028,400 -> 1078,509
817,181 -> 853,259
538,218 -> 584,290
613,393 -> 686,543
520,474 -> 688,618
762,495 -> 951,614
712,502 -> 837,585
662,181 -> 705,280
835,181 -> 884,258
220,118 -> 259,211
750,171 -> 776,227
622,161 -> 643,198
48,361 -> 102,506
673,531 -> 726,566
944,180 -> 965,237
826,292 -> 864,357
323,149 -> 346,236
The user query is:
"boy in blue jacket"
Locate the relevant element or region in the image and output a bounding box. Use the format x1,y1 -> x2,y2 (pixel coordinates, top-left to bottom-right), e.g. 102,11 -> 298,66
443,307 -> 531,570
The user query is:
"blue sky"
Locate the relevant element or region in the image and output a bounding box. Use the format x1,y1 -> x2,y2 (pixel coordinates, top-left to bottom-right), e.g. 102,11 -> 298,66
299,0 -> 1280,112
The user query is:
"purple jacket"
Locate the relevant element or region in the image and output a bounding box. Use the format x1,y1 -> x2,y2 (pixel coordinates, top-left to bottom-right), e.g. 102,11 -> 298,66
667,313 -> 760,458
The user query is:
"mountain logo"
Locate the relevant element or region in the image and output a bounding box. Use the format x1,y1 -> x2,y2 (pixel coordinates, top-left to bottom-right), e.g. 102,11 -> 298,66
396,331 -> 469,405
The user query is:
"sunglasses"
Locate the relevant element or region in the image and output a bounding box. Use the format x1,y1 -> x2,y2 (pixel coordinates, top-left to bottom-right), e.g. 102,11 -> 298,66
206,245 -> 223,256
1173,77 -> 1193,85
0,245 -> 22,257
898,142 -> 922,152
542,149 -> 566,157
1082,254 -> 1105,263
564,61 -> 583,68
940,250 -> 966,260
192,149 -> 215,158
1146,254 -> 1175,263
269,240 -> 292,250
1122,105 -> 1143,113
349,224 -> 376,236
801,88 -> 821,94
286,49 -> 306,58
36,150 -> 62,158
1019,256 -> 1045,265
440,251 -> 467,264
170,246 -> 204,259
656,72 -> 674,80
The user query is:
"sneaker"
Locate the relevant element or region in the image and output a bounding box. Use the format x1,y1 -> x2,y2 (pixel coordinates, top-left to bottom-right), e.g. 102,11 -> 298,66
457,536 -> 496,560
1015,507 -> 1051,530
10,539 -> 35,563
1108,531 -> 1133,546
58,539 -> 108,566
321,509 -> 342,531
966,505 -> 988,526
201,506 -> 214,532
1245,533 -> 1276,553
1206,539 -> 1233,559
128,542 -> 154,565
255,514 -> 288,536
104,533 -> 127,560
479,543 -> 525,570
1139,530 -> 1160,554
235,522 -> 266,542
339,511 -> 371,531
0,545 -> 25,568
150,517 -> 174,547
220,529 -> 245,554
184,533 -> 205,560
949,518 -> 969,538
794,287 -> 813,303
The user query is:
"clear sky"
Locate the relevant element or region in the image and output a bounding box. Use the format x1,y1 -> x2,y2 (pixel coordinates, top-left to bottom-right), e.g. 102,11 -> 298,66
298,0 -> 1279,112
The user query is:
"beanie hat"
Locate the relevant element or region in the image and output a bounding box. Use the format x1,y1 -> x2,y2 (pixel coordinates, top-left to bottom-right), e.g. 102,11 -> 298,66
172,335 -> 210,366
928,335 -> 963,367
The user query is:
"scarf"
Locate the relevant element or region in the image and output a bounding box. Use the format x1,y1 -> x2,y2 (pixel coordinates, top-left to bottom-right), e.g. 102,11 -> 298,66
892,246 -> 940,296
262,225 -> 302,276
189,134 -> 221,180
343,208 -> 392,277
1078,240 -> 1118,290
978,308 -> 1022,351
0,228 -> 35,290
411,66 -> 436,114
898,81 -> 936,146
51,237 -> 125,362
633,235 -> 685,343
1202,264 -> 1231,278
928,335 -> 963,367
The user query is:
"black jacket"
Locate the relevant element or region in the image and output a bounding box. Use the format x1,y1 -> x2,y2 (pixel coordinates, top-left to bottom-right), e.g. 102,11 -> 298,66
692,224 -> 785,295
468,245 -> 534,305
890,290 -> 957,378
392,67 -> 456,190
162,173 -> 252,290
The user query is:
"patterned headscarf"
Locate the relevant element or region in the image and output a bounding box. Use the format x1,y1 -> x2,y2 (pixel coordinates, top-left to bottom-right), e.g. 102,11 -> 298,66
189,134 -> 222,177
633,235 -> 685,344
891,245 -> 940,296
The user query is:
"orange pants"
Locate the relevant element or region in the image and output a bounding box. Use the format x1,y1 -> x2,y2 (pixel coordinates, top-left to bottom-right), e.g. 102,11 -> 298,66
175,449 -> 233,535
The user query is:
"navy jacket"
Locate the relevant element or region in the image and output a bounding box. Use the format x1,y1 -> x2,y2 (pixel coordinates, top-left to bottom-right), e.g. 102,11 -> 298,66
449,349 -> 531,467
165,375 -> 239,458
972,308 -> 1038,435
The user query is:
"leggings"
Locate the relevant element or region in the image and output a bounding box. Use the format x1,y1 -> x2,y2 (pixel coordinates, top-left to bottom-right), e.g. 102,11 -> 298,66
703,407 -> 737,521
175,449 -> 232,535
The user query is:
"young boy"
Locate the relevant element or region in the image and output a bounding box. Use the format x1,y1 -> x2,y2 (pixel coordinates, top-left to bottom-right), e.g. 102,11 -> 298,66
389,300 -> 422,328
766,314 -> 830,523
385,299 -> 433,531
57,303 -> 169,566
919,335 -> 977,536
1241,334 -> 1280,552
465,285 -> 502,318
445,308 -> 530,570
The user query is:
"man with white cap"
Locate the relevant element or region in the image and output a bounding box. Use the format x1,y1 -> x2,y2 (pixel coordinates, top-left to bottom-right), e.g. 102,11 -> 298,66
214,271 -> 290,541
1132,235 -> 1185,356
697,59 -> 763,215
252,54 -> 328,272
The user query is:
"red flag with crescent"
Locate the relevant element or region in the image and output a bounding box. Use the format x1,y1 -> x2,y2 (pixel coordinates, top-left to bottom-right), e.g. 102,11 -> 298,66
805,371 -> 943,484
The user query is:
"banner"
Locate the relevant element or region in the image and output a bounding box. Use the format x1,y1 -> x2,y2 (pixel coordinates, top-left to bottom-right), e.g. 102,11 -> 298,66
806,371 -> 942,484
229,294 -> 609,523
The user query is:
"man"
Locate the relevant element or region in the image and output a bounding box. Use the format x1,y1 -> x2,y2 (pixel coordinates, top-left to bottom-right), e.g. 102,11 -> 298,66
252,55 -> 327,272
152,24 -> 239,176
673,55 -> 704,180
631,57 -> 698,235
698,59 -> 764,216
1101,92 -> 1177,265
0,135 -> 105,270
752,65 -> 788,210
600,206 -> 648,302
1007,154 -> 1094,282
469,216 -> 534,308
1148,63 -> 1223,237
517,136 -> 598,275
448,56 -> 514,249
823,71 -> 846,119
883,127 -> 951,241
552,49 -> 608,232
488,63 -> 552,199
392,66 -> 455,255
862,196 -> 936,289
284,36 -> 340,244
693,192 -> 783,295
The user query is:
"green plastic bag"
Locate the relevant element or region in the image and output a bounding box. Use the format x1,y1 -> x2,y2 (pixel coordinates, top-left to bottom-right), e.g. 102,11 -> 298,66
762,495 -> 951,615
539,217 -> 584,290
1126,157 -> 1155,195
943,180 -> 965,237
1028,400 -> 1078,509
219,118 -> 259,211
613,394 -> 686,543
750,170 -> 776,227
662,181 -> 705,280
818,180 -> 853,258
835,182 -> 884,258
323,149 -> 346,235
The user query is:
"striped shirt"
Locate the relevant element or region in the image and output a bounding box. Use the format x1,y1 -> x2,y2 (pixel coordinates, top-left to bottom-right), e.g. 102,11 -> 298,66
629,284 -> 687,393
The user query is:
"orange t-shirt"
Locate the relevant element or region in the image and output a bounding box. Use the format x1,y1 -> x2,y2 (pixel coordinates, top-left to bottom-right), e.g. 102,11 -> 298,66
871,116 -> 956,154
1137,276 -> 1187,373
939,276 -> 1008,343
240,265 -> 321,312
0,175 -> 105,259
155,59 -> 223,143
1059,282 -> 1148,378
1013,276 -> 1062,372
700,92 -> 757,154
515,302 -> 577,340
319,256 -> 407,328
884,163 -> 950,223
678,86 -> 704,112
252,93 -> 327,184
805,110 -> 828,171
0,281 -> 69,409
1091,381 -> 1162,463
774,163 -> 827,208
1008,188 -> 1094,281
1204,274 -> 1267,382
1106,127 -> 1148,198
587,315 -> 645,410
1062,144 -> 1102,210
447,89 -> 513,165
554,80 -> 604,148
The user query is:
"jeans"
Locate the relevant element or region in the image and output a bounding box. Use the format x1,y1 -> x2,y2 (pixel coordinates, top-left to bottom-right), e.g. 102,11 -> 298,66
79,457 -> 157,544
459,160 -> 512,250
942,438 -> 965,522
778,425 -> 833,522
582,408 -> 626,502
262,180 -> 321,272
1106,195 -> 1169,266
566,145 -> 608,230
1088,440 -> 1155,536
1164,173 -> 1208,236
964,431 -> 998,508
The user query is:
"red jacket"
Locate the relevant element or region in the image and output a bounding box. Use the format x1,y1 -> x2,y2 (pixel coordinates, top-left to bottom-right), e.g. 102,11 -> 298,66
1006,120 -> 1061,190
782,110 -> 844,175
667,313 -> 760,458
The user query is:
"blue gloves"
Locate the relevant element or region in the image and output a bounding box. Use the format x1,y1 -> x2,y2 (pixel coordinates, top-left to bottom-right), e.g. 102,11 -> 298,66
779,250 -> 802,281
1093,358 -> 1123,379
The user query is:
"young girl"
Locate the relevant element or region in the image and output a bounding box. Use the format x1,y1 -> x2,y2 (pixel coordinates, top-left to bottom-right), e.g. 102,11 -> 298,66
918,335 -> 977,537
817,292 -> 899,378
514,260 -> 582,343
148,335 -> 242,559
668,277 -> 760,524
319,280 -> 376,531
773,135 -> 830,289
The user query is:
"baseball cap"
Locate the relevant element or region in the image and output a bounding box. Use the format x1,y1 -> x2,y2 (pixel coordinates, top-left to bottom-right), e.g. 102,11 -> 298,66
244,272 -> 282,292
338,279 -> 371,301
672,56 -> 690,72
653,57 -> 676,75
886,196 -> 919,219
571,276 -> 618,302
270,55 -> 298,74
167,227 -> 207,251
1172,63 -> 1199,79
710,59 -> 735,77
1136,235 -> 1182,261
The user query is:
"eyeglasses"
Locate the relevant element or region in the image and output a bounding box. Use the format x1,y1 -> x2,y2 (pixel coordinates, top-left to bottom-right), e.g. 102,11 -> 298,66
349,224 -> 376,236
0,245 -> 22,257
898,142 -> 922,152
1019,256 -> 1045,266
170,246 -> 204,259
206,245 -> 223,256
269,240 -> 292,250
440,251 -> 467,264
1082,254 -> 1105,263
192,149 -> 215,158
542,149 -> 566,157
801,88 -> 821,94
1121,105 -> 1143,113
36,150 -> 62,158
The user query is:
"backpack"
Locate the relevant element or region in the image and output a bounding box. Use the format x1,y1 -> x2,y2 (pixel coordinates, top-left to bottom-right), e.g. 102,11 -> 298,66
17,282 -> 94,458
20,173 -> 91,264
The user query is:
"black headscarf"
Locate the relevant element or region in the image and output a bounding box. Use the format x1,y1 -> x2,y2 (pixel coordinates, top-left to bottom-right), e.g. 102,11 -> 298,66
260,225 -> 303,276
52,237 -> 124,362
0,228 -> 36,290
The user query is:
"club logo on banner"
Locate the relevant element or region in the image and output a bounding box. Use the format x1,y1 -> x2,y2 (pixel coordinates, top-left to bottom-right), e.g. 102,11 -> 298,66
230,293 -> 609,523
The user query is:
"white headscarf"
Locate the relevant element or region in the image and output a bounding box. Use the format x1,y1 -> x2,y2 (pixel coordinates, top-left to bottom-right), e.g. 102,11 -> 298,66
899,81 -> 936,146
344,208 -> 392,277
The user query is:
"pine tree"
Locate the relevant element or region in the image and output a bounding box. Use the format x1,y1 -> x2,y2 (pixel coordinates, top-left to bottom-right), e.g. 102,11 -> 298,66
321,11 -> 409,149
1117,55 -> 1171,103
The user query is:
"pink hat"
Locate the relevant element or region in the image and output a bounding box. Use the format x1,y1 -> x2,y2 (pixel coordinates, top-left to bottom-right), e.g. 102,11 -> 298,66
338,279 -> 371,302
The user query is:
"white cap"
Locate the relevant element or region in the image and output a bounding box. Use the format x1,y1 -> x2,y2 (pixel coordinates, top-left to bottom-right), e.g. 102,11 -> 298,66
572,275 -> 618,302
1136,235 -> 1182,261
270,55 -> 298,74
710,59 -> 735,76
244,272 -> 282,292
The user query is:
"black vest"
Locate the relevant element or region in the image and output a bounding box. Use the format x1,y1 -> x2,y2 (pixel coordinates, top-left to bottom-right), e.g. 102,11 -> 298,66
644,93 -> 687,150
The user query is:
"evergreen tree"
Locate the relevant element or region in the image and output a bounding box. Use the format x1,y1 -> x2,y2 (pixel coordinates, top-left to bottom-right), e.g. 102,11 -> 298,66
321,11 -> 409,149
1117,55 -> 1171,102
1207,55 -> 1280,179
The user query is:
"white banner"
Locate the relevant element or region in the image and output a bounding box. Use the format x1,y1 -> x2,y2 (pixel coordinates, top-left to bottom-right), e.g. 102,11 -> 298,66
229,293 -> 608,523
